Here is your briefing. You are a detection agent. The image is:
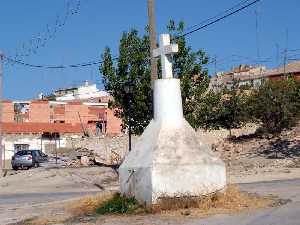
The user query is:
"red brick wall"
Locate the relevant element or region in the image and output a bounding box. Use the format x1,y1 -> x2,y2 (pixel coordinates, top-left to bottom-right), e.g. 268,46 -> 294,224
2,100 -> 122,136
293,72 -> 300,82
2,101 -> 14,122
88,107 -> 106,121
269,73 -> 300,82
29,101 -> 50,123
106,109 -> 122,135
65,102 -> 89,124
52,104 -> 65,122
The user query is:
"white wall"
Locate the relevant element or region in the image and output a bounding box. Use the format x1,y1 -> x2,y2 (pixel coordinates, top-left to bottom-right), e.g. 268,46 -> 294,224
2,135 -> 70,160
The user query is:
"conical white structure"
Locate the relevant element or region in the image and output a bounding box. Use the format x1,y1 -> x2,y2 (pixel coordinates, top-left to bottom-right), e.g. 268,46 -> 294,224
119,79 -> 226,203
119,34 -> 226,204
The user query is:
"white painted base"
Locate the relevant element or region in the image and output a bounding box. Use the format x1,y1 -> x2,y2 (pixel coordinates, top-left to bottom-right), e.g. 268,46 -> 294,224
119,79 -> 226,204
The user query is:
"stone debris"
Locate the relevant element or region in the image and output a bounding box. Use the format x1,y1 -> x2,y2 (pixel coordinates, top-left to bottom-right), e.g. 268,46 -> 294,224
59,143 -> 125,168
60,135 -> 134,167
211,124 -> 300,176
80,156 -> 90,166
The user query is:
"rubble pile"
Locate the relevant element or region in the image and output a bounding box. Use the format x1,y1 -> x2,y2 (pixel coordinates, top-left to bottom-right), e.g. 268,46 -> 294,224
64,148 -> 96,167
213,124 -> 300,173
62,146 -> 124,168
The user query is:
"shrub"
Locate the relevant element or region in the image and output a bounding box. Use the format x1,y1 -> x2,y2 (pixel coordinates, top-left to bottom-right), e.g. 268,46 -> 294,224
96,193 -> 139,215
248,78 -> 300,134
195,83 -> 250,136
66,192 -> 116,216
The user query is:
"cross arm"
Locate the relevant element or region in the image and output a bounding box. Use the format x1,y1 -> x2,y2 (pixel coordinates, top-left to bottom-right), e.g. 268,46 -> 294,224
152,44 -> 179,58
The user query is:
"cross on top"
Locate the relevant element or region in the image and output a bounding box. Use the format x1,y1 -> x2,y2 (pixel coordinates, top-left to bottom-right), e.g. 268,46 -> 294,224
153,34 -> 178,79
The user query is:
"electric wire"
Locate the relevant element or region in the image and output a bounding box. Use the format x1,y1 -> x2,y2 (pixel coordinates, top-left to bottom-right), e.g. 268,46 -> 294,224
4,0 -> 262,70
183,0 -> 253,33
181,0 -> 261,37
4,55 -> 119,69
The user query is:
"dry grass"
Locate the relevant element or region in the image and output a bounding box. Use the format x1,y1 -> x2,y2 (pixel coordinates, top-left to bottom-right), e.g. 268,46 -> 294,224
63,185 -> 275,221
66,191 -> 117,217
151,185 -> 273,217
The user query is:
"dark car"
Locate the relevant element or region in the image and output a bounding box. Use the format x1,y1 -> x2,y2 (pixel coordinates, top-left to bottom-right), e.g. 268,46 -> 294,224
11,150 -> 48,170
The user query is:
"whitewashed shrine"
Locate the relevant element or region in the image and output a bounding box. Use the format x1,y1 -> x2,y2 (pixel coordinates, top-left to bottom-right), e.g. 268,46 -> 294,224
119,34 -> 226,204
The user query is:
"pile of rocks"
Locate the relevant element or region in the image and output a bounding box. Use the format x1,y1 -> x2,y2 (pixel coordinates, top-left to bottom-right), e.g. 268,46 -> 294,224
64,148 -> 96,167
213,124 -> 300,173
63,146 -> 124,168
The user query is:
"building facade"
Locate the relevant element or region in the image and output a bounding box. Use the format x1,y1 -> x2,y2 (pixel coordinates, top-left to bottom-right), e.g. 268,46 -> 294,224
210,61 -> 300,92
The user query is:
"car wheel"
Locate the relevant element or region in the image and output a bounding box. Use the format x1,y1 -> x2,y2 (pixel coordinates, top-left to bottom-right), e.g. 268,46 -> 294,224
12,166 -> 18,171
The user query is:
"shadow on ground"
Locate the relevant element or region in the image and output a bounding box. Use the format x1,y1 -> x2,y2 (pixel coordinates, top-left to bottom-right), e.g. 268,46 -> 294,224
258,139 -> 300,159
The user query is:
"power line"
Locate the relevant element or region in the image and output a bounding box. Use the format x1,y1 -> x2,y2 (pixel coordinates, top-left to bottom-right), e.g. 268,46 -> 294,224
255,4 -> 261,61
4,55 -> 118,69
6,0 -> 81,63
4,0 -> 262,70
184,0 -> 252,33
181,0 -> 261,37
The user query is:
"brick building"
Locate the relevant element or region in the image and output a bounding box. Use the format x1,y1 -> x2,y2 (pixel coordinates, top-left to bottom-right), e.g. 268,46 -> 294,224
210,61 -> 300,92
263,60 -> 300,82
1,99 -> 122,161
0,82 -> 123,162
2,100 -> 122,137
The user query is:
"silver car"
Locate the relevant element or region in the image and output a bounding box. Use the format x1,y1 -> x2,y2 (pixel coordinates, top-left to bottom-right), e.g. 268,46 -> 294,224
11,150 -> 48,170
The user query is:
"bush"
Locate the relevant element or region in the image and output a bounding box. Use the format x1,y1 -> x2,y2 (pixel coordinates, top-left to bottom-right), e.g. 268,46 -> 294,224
96,193 -> 139,215
248,78 -> 300,134
194,83 -> 249,136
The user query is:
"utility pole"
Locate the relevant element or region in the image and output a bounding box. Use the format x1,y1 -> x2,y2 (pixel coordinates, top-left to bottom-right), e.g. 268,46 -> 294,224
284,29 -> 289,78
0,52 -> 3,170
214,55 -> 217,76
275,43 -> 279,67
147,0 -> 158,81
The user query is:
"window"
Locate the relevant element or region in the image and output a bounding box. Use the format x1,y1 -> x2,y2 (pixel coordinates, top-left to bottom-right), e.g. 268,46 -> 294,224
54,120 -> 65,124
14,144 -> 29,151
16,150 -> 27,156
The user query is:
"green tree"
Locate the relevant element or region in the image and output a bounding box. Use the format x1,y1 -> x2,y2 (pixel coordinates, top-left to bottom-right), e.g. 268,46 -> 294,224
192,90 -> 222,130
100,30 -> 152,135
193,82 -> 249,136
248,78 -> 300,134
168,20 -> 210,128
217,83 -> 249,136
100,21 -> 209,135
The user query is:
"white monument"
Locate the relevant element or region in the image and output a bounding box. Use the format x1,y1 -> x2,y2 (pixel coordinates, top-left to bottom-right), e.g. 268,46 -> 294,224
119,34 -> 226,204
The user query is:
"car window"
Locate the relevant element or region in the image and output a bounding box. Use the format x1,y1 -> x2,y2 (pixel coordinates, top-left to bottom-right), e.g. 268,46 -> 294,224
16,151 -> 27,156
33,150 -> 41,156
39,151 -> 46,157
31,151 -> 38,156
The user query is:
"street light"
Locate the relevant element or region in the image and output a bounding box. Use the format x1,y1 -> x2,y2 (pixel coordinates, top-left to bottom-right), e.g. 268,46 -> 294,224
124,81 -> 133,152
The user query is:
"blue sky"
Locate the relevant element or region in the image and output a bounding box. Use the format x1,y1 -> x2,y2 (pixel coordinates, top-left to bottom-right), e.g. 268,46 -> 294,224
1,0 -> 300,100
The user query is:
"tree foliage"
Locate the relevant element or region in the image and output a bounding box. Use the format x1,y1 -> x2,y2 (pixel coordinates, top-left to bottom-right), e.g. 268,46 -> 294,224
100,31 -> 152,135
168,20 -> 210,128
247,78 -> 300,133
100,21 -> 209,135
196,78 -> 300,136
194,82 -> 249,136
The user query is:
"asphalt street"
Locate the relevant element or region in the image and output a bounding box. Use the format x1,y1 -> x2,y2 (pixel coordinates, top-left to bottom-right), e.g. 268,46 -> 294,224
0,191 -> 99,225
0,179 -> 299,225
0,191 -> 99,206
189,179 -> 300,225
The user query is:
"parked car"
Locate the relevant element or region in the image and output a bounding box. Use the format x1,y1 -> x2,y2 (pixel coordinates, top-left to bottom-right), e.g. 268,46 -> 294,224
11,150 -> 48,170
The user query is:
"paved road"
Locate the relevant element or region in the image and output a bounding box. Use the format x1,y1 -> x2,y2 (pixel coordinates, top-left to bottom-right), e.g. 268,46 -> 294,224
0,191 -> 99,206
189,179 -> 300,225
0,191 -> 99,225
1,179 -> 300,225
